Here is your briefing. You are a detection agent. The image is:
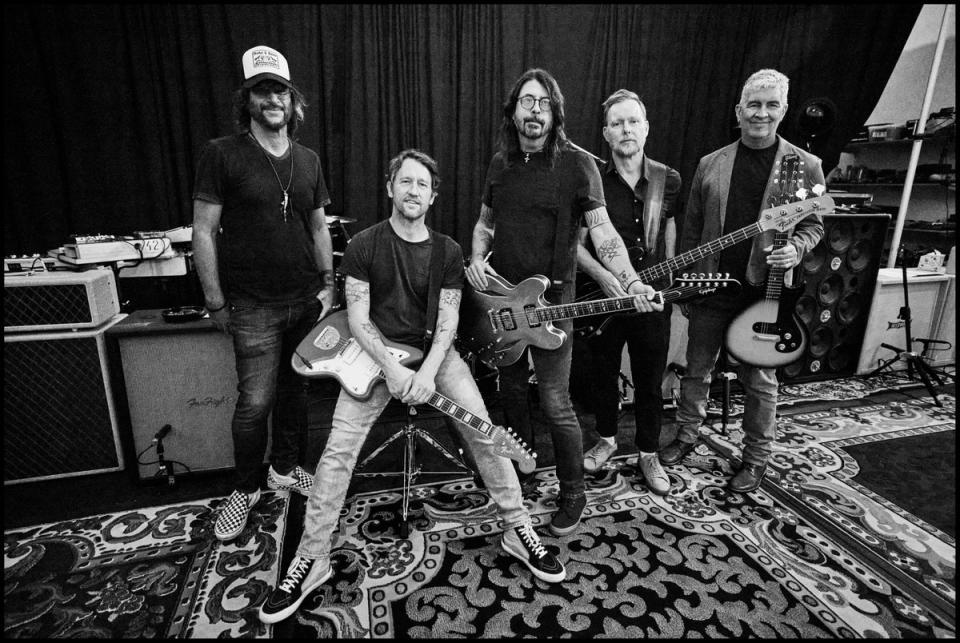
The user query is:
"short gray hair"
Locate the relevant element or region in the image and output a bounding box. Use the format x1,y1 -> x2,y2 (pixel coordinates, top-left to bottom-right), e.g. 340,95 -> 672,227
601,89 -> 647,125
739,69 -> 789,106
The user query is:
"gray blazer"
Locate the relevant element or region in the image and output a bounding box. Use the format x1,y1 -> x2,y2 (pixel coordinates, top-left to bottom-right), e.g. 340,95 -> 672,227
679,135 -> 825,287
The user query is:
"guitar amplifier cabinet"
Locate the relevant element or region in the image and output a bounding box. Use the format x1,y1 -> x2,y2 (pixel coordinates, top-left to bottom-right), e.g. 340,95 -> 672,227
4,316 -> 126,484
4,268 -> 120,332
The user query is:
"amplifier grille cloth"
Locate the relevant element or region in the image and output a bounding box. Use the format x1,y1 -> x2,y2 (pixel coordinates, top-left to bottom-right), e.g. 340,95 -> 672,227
4,284 -> 94,327
4,336 -> 119,481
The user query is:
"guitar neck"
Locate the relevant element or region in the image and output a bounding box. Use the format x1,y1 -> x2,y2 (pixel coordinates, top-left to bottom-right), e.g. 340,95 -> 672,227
637,221 -> 763,283
428,391 -> 494,437
535,283 -> 719,322
763,230 -> 789,300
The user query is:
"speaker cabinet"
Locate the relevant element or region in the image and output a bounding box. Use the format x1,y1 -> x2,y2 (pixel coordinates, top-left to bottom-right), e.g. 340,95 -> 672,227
107,310 -> 271,480
779,214 -> 889,383
856,268 -> 953,373
4,316 -> 126,484
4,269 -> 120,332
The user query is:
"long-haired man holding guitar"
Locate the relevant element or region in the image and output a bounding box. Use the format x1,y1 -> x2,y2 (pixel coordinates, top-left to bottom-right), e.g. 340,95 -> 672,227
574,89 -> 682,495
465,69 -> 662,539
660,69 -> 824,492
259,149 -> 565,625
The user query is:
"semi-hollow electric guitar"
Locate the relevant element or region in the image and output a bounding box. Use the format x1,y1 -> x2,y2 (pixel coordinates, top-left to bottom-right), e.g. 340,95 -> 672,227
574,194 -> 834,339
291,310 -> 536,473
458,274 -> 739,369
724,154 -> 819,368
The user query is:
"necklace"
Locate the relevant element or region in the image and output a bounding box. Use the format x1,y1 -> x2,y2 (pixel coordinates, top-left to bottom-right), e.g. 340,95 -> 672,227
249,132 -> 294,222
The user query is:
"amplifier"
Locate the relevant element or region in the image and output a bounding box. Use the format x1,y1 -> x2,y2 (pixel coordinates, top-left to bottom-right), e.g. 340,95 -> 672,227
4,316 -> 126,484
4,268 -> 120,332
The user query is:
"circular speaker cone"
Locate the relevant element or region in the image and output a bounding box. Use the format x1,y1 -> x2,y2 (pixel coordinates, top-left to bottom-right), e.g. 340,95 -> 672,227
803,244 -> 827,274
817,274 -> 843,306
827,346 -> 852,372
828,220 -> 853,254
782,359 -> 805,379
847,239 -> 871,272
795,294 -> 817,325
837,293 -> 862,325
810,325 -> 833,357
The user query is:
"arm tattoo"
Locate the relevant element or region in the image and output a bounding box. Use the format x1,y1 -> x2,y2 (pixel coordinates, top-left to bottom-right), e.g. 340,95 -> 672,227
345,280 -> 369,304
596,237 -> 625,263
431,319 -> 453,347
439,290 -> 461,308
584,207 -> 610,229
359,320 -> 383,343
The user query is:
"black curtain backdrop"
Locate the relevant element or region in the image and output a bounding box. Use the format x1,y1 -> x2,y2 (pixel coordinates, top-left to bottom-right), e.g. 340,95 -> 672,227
3,4 -> 920,257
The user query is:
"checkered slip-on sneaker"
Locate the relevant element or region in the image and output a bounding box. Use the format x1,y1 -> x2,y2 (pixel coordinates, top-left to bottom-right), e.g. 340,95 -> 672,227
501,522 -> 566,583
267,465 -> 314,497
259,555 -> 332,624
214,488 -> 261,542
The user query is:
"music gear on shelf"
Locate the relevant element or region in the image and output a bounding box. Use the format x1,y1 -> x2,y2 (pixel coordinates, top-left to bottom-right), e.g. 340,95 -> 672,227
458,274 -> 739,369
292,310 -> 536,473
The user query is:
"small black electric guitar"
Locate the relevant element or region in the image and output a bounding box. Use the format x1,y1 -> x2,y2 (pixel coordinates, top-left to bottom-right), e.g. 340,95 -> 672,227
291,310 -> 536,473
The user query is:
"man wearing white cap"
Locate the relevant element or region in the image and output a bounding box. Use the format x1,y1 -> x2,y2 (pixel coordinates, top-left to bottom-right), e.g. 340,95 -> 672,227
192,45 -> 337,542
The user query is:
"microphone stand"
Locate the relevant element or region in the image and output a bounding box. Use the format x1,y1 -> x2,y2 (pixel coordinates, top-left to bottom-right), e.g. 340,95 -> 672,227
868,246 -> 945,406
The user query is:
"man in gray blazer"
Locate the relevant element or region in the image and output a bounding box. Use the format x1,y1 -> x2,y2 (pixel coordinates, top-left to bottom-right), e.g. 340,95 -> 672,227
660,68 -> 824,492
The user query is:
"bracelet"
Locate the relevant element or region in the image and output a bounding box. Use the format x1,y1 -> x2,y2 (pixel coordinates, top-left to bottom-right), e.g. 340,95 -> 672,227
206,301 -> 227,313
625,278 -> 642,291
320,270 -> 336,287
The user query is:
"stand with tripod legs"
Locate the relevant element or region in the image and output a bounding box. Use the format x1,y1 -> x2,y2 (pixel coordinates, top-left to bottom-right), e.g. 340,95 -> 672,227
354,404 -> 471,537
869,247 -> 952,407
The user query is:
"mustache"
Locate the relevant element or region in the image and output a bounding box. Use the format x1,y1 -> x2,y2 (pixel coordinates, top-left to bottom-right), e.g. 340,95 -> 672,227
523,117 -> 544,126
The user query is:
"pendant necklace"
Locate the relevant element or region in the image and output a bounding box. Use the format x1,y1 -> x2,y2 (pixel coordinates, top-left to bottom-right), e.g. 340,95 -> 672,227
249,132 -> 294,222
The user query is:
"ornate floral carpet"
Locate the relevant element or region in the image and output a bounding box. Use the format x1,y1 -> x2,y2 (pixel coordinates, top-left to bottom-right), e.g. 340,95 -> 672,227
4,490 -> 290,638
282,377 -> 955,638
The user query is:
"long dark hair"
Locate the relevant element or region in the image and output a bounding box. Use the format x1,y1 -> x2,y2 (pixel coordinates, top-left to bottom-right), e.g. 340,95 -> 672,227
497,68 -> 568,167
232,85 -> 308,138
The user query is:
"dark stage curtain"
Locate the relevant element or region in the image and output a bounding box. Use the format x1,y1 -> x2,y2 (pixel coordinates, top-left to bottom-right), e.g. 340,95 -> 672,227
3,4 -> 920,256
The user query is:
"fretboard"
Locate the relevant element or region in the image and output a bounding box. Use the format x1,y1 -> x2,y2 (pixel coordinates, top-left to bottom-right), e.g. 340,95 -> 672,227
428,392 -> 493,437
637,221 -> 763,283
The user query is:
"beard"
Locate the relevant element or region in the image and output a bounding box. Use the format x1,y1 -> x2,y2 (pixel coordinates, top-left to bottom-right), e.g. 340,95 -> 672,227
514,114 -> 548,142
250,103 -> 292,131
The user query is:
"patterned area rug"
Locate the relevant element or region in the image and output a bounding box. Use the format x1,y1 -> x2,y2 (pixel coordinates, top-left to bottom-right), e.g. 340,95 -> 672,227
285,384 -> 955,638
3,490 -> 291,638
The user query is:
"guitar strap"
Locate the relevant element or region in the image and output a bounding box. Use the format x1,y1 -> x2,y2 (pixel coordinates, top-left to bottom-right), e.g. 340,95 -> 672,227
423,228 -> 445,351
643,159 -> 668,253
549,189 -> 571,296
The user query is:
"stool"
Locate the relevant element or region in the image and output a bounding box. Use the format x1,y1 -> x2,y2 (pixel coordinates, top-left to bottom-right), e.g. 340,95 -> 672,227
353,403 -> 471,537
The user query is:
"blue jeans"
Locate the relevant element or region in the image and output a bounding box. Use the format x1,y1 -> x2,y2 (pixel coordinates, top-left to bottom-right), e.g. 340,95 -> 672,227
297,346 -> 528,562
674,303 -> 779,467
498,317 -> 585,500
228,297 -> 320,493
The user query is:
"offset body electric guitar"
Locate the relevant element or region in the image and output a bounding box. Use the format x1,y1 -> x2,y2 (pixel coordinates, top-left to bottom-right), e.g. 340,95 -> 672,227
724,154 -> 820,368
574,194 -> 834,339
292,311 -> 536,473
458,275 -> 739,369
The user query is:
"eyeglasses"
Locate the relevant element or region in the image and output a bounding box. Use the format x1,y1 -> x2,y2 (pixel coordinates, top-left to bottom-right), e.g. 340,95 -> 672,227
251,82 -> 291,97
518,95 -> 552,112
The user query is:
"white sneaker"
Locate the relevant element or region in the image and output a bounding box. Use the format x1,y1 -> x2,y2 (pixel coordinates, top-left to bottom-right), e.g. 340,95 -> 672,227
583,439 -> 617,472
214,488 -> 262,541
638,453 -> 671,495
267,465 -> 314,497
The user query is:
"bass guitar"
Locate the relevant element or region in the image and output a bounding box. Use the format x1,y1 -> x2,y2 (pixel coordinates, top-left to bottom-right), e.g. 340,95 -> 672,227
724,154 -> 818,368
458,274 -> 739,369
575,194 -> 834,339
291,310 -> 536,473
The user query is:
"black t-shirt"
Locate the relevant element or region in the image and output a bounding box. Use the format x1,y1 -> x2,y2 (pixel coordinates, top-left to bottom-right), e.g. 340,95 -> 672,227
482,147 -> 604,292
339,220 -> 464,346
718,140 -> 778,285
193,133 -> 331,304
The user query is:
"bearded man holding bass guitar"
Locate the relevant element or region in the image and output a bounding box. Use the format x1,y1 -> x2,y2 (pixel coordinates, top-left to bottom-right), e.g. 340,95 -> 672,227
465,69 -> 663,538
661,69 -> 825,493
260,150 -> 565,626
572,89 -> 682,495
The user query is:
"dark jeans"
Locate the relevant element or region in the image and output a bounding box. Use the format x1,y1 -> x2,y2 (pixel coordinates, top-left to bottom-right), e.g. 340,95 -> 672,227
228,297 -> 320,493
573,305 -> 671,453
498,317 -> 585,499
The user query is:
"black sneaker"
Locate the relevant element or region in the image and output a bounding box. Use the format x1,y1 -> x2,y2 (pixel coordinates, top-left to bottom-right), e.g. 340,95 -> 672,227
549,493 -> 587,537
258,556 -> 332,624
501,522 -> 566,583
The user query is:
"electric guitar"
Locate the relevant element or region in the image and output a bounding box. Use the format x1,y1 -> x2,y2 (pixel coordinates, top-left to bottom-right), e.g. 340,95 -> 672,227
723,154 -> 818,368
291,311 -> 536,473
574,194 -> 834,339
458,274 -> 739,369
